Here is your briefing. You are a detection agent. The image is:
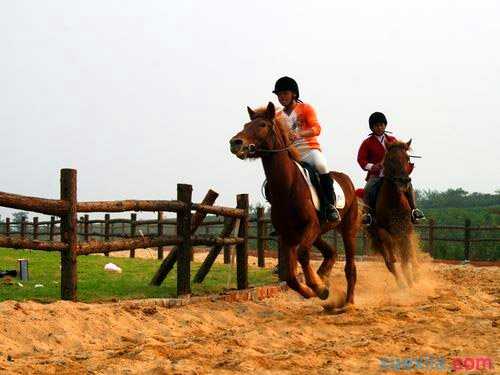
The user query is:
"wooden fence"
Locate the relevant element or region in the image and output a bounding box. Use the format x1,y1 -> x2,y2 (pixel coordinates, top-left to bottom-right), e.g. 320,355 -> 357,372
2,208 -> 498,266
0,169 -> 249,301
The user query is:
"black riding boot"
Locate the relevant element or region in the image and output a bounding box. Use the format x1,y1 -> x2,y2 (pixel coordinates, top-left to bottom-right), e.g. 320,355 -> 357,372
319,174 -> 340,222
406,183 -> 425,223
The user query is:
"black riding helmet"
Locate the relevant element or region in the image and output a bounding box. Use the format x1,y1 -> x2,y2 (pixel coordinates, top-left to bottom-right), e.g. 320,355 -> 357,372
369,112 -> 387,130
273,76 -> 300,100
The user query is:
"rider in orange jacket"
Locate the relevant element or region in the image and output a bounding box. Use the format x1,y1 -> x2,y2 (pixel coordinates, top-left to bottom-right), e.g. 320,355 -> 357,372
273,76 -> 340,222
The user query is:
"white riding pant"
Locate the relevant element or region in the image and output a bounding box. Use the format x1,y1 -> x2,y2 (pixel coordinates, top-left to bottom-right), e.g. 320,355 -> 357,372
300,149 -> 329,175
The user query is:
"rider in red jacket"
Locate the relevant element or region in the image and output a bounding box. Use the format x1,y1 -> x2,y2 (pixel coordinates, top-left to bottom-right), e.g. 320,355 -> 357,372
357,112 -> 424,225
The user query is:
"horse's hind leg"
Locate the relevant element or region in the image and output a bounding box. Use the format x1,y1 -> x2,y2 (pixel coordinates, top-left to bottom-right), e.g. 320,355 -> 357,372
341,225 -> 357,305
280,240 -> 316,299
377,228 -> 406,289
314,236 -> 337,283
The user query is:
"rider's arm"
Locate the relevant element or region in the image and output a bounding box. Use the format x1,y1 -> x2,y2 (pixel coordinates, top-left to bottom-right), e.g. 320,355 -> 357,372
298,104 -> 321,138
357,140 -> 373,170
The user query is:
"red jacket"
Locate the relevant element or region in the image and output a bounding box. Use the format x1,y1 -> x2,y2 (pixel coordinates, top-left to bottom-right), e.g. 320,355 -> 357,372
357,134 -> 397,181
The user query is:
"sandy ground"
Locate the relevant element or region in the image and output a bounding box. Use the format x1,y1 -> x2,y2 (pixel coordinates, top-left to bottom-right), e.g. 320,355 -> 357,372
0,252 -> 498,375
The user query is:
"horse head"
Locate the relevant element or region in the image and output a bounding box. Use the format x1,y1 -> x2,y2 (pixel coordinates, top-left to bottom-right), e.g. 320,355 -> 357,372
383,139 -> 413,193
229,102 -> 297,160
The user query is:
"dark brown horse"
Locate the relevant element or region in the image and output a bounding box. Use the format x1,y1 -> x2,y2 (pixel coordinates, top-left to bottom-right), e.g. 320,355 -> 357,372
229,102 -> 360,306
368,139 -> 419,288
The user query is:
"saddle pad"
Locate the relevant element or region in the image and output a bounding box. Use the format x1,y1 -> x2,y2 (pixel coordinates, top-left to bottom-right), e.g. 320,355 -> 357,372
294,161 -> 346,211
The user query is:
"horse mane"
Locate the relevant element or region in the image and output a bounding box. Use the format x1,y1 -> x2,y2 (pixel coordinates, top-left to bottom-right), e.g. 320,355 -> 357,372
252,107 -> 301,162
384,140 -> 410,176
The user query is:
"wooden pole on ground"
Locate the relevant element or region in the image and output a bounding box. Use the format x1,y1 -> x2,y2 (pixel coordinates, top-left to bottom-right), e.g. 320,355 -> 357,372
20,216 -> 26,239
157,211 -> 164,259
60,169 -> 78,301
33,217 -> 39,240
130,213 -> 137,258
84,214 -> 89,242
176,184 -> 192,296
104,214 -> 110,257
257,207 -> 265,267
428,219 -> 435,258
5,218 -> 10,236
49,216 -> 55,241
236,194 -> 249,290
464,218 -> 471,261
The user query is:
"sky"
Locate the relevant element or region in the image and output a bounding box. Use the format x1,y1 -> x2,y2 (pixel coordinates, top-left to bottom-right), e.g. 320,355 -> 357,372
1,0 -> 499,219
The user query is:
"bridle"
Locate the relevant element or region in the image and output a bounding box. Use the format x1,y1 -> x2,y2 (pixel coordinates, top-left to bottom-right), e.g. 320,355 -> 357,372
247,118 -> 293,156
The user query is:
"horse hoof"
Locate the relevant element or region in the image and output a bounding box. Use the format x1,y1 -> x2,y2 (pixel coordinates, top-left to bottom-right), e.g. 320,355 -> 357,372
322,305 -> 347,315
317,288 -> 330,300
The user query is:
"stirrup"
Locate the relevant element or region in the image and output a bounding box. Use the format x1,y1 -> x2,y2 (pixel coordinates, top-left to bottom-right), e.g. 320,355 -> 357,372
411,208 -> 425,223
362,213 -> 373,226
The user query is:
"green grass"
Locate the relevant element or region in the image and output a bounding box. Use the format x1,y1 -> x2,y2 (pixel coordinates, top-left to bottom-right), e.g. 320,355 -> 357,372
0,248 -> 276,303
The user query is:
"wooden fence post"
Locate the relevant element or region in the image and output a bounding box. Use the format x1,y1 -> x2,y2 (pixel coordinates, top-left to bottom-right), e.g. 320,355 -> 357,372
257,207 -> 265,267
33,217 -> 39,240
104,214 -> 110,257
49,216 -> 55,241
157,211 -> 164,259
177,184 -> 192,296
60,168 -> 78,301
20,216 -> 26,239
130,213 -> 137,258
236,194 -> 249,290
464,218 -> 471,261
428,219 -> 435,257
223,217 -> 232,265
5,218 -> 10,236
84,214 -> 89,242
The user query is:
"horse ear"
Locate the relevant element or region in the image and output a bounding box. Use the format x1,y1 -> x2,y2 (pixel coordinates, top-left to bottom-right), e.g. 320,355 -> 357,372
406,139 -> 412,149
247,106 -> 257,120
265,102 -> 275,119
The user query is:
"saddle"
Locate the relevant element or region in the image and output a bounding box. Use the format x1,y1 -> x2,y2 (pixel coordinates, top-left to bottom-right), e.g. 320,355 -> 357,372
298,162 -> 346,214
263,163 -> 345,220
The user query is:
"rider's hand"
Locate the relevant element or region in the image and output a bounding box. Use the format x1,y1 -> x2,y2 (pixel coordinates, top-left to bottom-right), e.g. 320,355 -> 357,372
371,164 -> 382,174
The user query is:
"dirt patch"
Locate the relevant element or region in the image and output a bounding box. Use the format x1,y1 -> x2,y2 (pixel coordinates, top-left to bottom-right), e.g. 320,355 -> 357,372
0,256 -> 498,374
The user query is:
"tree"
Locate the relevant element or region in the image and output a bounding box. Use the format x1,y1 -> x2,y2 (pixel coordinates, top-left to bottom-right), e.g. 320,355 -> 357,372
12,211 -> 29,223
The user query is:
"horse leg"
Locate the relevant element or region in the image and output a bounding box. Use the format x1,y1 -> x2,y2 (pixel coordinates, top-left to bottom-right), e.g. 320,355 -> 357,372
314,236 -> 337,283
296,224 -> 329,300
403,234 -> 420,285
377,228 -> 405,289
341,224 -> 357,305
280,240 -> 316,299
398,238 -> 415,288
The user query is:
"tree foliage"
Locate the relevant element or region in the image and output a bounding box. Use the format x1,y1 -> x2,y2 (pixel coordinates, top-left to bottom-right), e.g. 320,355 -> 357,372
416,188 -> 500,208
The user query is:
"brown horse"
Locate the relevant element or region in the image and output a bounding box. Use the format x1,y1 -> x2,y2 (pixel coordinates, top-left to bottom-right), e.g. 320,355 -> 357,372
229,102 -> 360,305
367,139 -> 419,288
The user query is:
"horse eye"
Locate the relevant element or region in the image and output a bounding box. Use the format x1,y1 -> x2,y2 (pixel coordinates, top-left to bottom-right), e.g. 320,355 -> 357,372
259,122 -> 267,128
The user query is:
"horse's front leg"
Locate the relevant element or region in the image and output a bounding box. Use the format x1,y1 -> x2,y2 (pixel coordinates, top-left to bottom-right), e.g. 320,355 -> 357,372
377,228 -> 406,289
279,238 -> 316,299
296,224 -> 330,300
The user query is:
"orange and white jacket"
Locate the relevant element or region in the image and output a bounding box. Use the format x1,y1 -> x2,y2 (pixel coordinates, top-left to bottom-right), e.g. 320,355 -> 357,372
276,103 -> 322,156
